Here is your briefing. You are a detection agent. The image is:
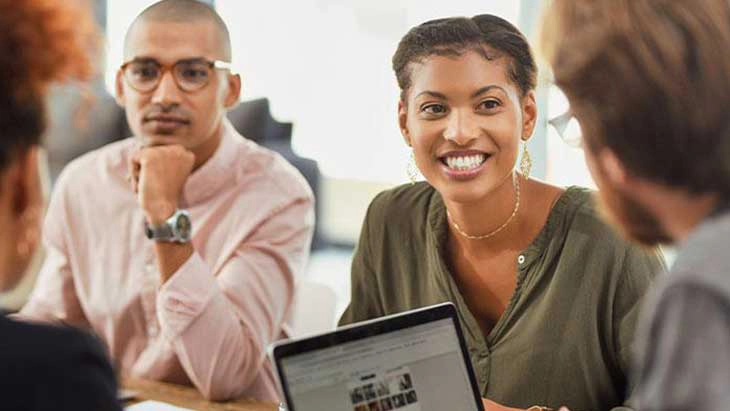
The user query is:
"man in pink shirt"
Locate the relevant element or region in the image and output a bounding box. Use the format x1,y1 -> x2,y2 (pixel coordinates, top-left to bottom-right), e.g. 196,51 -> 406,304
20,0 -> 314,401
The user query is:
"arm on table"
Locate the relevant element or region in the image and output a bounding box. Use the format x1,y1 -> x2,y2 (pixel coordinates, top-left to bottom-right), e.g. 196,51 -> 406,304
156,198 -> 314,400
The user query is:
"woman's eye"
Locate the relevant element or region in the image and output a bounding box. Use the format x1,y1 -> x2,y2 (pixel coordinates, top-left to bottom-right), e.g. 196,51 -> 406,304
479,100 -> 500,110
422,104 -> 447,115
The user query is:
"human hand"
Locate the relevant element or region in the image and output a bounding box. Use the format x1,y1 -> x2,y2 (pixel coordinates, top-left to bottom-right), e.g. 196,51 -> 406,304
128,144 -> 195,224
481,398 -> 524,411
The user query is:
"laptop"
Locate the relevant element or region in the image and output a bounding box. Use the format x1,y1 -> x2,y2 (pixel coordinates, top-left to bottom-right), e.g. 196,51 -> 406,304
269,302 -> 484,411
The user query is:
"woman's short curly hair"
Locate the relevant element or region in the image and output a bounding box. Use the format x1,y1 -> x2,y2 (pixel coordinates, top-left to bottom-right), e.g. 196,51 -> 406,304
393,14 -> 537,103
0,0 -> 98,170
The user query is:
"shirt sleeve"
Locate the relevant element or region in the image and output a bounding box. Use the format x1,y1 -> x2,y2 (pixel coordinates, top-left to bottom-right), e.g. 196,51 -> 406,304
613,247 -> 665,379
19,179 -> 88,328
156,197 -> 314,400
629,283 -> 730,411
608,246 -> 664,411
338,200 -> 384,326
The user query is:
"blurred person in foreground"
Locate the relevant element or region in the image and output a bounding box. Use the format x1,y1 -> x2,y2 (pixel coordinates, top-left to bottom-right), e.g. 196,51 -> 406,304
20,0 -> 314,401
0,0 -> 119,409
542,0 -> 730,410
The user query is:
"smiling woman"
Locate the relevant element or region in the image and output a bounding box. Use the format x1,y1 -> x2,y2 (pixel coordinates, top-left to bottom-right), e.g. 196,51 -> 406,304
339,14 -> 666,411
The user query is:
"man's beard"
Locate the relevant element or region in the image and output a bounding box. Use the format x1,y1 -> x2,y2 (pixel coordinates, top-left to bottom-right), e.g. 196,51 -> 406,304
595,179 -> 674,247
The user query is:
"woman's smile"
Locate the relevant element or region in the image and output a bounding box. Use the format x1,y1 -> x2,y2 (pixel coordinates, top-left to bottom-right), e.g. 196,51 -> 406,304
437,150 -> 491,180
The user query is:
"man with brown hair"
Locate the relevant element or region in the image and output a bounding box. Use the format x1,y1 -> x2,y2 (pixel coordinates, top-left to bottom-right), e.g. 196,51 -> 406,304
542,0 -> 730,410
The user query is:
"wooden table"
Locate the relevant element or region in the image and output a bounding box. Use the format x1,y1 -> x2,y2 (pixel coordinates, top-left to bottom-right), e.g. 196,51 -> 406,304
123,378 -> 278,411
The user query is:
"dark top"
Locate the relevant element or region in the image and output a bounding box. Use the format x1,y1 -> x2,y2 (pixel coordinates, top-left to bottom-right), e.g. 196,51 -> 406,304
630,207 -> 730,411
0,315 -> 121,411
340,183 -> 665,411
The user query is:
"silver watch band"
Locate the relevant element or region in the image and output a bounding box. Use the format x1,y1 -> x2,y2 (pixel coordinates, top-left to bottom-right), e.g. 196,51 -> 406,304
144,209 -> 191,243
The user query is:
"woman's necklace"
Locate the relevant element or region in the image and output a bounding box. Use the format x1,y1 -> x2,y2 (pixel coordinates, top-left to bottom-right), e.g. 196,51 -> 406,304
447,174 -> 521,240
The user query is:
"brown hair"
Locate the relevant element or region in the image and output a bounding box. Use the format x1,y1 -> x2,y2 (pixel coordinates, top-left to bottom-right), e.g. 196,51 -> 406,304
0,0 -> 98,170
393,14 -> 537,102
542,0 -> 730,196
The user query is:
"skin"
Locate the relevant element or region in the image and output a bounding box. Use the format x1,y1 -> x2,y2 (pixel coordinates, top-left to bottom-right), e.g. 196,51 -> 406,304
0,147 -> 43,291
398,49 -> 563,411
584,146 -> 719,246
115,18 -> 241,283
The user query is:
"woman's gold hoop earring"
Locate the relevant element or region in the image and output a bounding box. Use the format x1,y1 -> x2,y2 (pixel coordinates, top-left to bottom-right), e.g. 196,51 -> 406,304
520,141 -> 532,179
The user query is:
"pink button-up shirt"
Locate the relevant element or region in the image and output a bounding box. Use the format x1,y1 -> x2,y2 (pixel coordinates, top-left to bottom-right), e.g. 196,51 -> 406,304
20,121 -> 315,401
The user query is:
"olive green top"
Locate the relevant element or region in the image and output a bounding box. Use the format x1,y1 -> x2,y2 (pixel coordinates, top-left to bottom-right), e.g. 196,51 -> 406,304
339,183 -> 665,411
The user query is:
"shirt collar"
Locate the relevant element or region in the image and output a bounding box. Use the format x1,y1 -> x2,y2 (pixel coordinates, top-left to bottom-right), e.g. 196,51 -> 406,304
181,119 -> 242,206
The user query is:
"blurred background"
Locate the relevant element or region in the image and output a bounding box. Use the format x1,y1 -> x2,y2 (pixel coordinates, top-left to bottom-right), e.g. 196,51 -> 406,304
0,0 -> 597,319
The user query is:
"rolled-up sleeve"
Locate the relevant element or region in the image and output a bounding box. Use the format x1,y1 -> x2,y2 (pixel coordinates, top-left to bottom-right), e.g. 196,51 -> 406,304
156,197 -> 314,400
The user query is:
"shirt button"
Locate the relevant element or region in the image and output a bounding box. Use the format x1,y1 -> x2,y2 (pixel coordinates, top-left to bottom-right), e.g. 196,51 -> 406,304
145,263 -> 155,274
518,255 -> 526,265
147,324 -> 157,336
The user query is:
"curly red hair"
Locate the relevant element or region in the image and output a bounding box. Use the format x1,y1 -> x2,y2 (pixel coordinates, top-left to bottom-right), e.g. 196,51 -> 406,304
0,0 -> 98,168
0,0 -> 97,100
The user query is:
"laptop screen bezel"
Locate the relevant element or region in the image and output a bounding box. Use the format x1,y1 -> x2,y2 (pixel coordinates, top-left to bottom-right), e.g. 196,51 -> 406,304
270,302 -> 484,411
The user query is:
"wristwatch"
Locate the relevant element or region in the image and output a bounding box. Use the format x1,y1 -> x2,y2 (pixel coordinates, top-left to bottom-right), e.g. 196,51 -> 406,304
144,209 -> 192,243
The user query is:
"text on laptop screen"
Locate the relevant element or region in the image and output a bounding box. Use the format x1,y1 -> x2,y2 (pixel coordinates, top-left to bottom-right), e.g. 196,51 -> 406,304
280,318 -> 480,411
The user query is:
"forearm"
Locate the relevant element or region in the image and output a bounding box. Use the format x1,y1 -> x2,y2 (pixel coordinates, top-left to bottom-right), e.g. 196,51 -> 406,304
154,241 -> 194,283
168,290 -> 265,400
155,253 -> 277,400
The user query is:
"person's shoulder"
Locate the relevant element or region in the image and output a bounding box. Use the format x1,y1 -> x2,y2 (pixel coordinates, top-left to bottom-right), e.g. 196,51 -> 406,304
0,317 -> 120,410
229,136 -> 313,202
557,186 -> 625,244
364,182 -> 436,231
0,316 -> 105,365
666,211 -> 730,297
553,186 -> 664,274
54,137 -> 134,193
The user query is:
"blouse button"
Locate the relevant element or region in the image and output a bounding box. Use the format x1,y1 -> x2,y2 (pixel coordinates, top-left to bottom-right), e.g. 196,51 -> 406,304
517,255 -> 526,265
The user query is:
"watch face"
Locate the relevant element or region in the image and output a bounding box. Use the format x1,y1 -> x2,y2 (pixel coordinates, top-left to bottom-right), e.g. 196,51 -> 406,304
176,213 -> 192,239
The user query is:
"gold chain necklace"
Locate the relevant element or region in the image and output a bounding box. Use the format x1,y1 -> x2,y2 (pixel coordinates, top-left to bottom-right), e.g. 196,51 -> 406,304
447,174 -> 521,240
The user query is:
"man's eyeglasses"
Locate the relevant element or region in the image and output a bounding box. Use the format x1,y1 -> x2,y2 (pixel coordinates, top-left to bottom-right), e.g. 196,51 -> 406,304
120,58 -> 233,93
548,109 -> 583,148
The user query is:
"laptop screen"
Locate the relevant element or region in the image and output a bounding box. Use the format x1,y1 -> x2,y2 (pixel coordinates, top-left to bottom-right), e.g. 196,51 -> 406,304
278,317 -> 481,411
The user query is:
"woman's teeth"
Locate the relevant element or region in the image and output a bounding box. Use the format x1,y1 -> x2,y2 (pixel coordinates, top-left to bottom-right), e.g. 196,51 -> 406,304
444,154 -> 487,171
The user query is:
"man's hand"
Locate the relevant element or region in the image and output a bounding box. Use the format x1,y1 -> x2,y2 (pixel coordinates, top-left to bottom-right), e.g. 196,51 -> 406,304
128,145 -> 195,225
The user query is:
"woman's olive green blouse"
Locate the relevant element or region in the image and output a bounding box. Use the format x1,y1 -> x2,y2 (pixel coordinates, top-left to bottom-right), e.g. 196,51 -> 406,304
339,183 -> 665,411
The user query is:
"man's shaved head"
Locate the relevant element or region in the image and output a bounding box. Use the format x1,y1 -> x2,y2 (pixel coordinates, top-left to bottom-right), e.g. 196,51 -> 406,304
124,0 -> 231,61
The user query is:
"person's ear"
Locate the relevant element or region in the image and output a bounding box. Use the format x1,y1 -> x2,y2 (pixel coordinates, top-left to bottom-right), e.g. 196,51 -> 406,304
398,100 -> 412,147
596,147 -> 631,189
521,90 -> 537,141
223,73 -> 242,109
114,69 -> 127,108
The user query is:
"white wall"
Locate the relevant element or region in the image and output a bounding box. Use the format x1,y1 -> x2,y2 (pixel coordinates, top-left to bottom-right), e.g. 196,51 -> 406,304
107,0 -> 520,183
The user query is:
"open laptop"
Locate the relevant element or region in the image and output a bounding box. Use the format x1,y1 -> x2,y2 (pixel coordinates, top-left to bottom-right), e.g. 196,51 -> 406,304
269,302 -> 484,411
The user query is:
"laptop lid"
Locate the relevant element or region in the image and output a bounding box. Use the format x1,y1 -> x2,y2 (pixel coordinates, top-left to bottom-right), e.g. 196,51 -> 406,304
269,302 -> 484,411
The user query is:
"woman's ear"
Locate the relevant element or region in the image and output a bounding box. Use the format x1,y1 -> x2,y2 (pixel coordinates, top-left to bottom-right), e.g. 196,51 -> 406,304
398,100 -> 412,147
521,90 -> 537,141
